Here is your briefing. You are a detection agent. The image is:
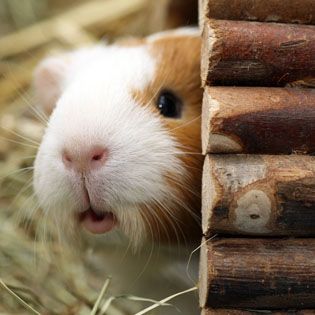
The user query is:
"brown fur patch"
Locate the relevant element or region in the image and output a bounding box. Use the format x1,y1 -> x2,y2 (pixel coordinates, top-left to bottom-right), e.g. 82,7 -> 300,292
135,34 -> 203,245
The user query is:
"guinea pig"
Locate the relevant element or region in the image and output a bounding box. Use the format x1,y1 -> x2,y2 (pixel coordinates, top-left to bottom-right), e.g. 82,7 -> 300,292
33,28 -> 203,249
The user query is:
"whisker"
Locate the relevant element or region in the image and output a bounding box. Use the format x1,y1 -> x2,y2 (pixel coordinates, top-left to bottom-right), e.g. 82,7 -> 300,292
0,136 -> 38,149
0,125 -> 41,146
128,209 -> 156,288
7,177 -> 34,213
175,143 -> 202,152
145,201 -> 171,245
175,198 -> 200,225
0,166 -> 34,181
169,114 -> 201,132
165,184 -> 201,225
186,235 -> 218,285
4,66 -> 48,125
28,105 -> 48,126
166,175 -> 201,199
151,197 -> 184,248
53,209 -> 64,247
152,152 -> 203,156
19,155 -> 37,161
15,193 -> 40,235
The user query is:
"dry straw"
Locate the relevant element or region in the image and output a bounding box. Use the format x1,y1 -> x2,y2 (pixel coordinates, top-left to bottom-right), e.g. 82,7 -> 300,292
0,0 -> 196,314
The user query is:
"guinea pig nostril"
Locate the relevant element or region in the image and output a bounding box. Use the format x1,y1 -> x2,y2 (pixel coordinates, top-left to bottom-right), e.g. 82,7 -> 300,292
92,154 -> 103,161
90,148 -> 108,164
62,151 -> 73,165
62,147 -> 108,171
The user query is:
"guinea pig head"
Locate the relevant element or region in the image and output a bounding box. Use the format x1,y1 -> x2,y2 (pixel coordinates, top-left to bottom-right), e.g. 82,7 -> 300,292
33,29 -> 203,248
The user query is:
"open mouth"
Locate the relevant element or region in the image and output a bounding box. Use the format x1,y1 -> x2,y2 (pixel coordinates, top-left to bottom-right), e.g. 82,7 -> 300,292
78,208 -> 117,234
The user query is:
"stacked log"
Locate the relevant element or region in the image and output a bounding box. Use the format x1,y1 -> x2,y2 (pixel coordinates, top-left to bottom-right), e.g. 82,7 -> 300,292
202,87 -> 315,154
201,20 -> 315,86
199,0 -> 315,314
202,155 -> 315,237
199,238 -> 315,309
199,0 -> 315,27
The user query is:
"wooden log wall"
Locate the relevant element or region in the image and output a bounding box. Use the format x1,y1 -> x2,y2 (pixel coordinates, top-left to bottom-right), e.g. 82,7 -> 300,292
199,0 -> 315,313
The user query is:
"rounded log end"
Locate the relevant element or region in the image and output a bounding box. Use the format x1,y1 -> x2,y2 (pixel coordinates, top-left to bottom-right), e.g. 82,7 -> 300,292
202,89 -> 242,154
198,0 -> 207,30
208,134 -> 243,153
201,20 -> 217,86
201,90 -> 213,154
202,156 -> 218,234
199,237 -> 209,308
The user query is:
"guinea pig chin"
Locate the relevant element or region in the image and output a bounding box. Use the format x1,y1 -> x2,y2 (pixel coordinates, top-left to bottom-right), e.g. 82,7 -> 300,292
33,101 -> 186,248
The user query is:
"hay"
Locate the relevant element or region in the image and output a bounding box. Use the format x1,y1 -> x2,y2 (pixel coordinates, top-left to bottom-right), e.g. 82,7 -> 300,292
0,104 -> 125,314
0,1 -> 189,314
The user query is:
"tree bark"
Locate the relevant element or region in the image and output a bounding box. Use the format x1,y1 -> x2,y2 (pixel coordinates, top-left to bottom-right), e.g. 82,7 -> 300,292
202,155 -> 315,237
199,238 -> 315,309
199,0 -> 315,28
201,19 -> 315,86
202,87 -> 315,154
202,309 -> 315,315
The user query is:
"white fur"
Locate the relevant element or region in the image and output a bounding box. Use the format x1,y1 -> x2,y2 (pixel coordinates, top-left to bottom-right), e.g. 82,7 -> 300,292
34,44 -> 186,247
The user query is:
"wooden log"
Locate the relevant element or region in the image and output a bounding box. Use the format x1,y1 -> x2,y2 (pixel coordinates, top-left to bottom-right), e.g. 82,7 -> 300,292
199,0 -> 315,28
202,155 -> 315,237
202,309 -> 315,315
202,87 -> 315,154
201,20 -> 315,87
199,238 -> 315,309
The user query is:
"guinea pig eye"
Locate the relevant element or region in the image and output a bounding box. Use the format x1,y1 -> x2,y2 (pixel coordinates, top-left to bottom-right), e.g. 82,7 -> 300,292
156,90 -> 182,118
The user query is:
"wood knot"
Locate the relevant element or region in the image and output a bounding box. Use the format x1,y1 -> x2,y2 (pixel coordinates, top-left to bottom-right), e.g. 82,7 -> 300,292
234,190 -> 271,233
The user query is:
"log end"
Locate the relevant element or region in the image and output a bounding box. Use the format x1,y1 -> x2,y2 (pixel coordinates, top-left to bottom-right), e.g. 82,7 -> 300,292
201,20 -> 217,87
202,155 -> 281,235
202,89 -> 242,154
198,0 -> 207,30
202,156 -> 217,235
201,90 -> 212,154
207,134 -> 243,154
199,236 -> 210,308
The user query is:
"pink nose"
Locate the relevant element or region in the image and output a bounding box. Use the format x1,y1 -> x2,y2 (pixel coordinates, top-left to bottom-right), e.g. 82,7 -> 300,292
62,146 -> 108,172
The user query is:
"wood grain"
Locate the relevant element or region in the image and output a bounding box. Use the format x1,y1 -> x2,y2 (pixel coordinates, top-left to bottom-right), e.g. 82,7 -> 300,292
202,87 -> 315,154
199,238 -> 315,309
199,0 -> 315,28
202,155 -> 315,237
202,309 -> 315,315
201,20 -> 315,86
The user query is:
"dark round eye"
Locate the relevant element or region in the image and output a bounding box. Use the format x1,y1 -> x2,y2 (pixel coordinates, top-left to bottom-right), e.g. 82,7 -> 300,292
156,90 -> 182,118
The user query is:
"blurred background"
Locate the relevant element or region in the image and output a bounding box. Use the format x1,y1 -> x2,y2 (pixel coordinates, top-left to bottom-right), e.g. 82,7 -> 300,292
0,0 -> 198,314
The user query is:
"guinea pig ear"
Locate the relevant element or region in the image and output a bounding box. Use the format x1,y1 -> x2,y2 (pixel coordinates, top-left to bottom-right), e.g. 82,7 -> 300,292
33,54 -> 70,115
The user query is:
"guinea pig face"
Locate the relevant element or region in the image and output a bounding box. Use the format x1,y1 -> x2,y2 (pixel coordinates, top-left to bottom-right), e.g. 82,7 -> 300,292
33,28 -> 202,248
